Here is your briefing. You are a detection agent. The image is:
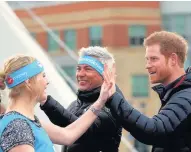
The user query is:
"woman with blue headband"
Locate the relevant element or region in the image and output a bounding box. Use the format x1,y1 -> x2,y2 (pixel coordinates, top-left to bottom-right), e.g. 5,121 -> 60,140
0,55 -> 115,152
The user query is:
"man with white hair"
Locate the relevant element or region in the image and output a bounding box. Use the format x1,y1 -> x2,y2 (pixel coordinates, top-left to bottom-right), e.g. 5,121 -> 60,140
40,46 -> 124,152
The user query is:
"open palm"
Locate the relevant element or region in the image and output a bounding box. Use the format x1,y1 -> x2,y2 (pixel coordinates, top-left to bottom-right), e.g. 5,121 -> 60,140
98,64 -> 116,104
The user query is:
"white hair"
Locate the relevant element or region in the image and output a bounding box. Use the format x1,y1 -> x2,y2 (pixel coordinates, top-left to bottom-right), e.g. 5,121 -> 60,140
78,46 -> 115,69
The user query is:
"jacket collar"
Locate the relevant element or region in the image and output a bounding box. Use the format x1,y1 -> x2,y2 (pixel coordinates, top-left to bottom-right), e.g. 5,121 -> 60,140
152,71 -> 191,103
77,87 -> 101,103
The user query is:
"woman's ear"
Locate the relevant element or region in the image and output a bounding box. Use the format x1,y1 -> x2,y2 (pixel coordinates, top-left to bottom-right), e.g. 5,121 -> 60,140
25,79 -> 30,84
25,79 -> 32,88
24,79 -> 35,95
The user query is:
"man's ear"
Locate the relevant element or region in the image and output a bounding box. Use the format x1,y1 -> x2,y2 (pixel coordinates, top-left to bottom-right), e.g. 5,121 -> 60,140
170,53 -> 178,66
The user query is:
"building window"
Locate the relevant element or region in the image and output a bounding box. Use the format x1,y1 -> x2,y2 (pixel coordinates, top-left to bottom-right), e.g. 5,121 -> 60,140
47,30 -> 59,52
185,15 -> 191,42
129,25 -> 146,46
89,26 -> 102,46
184,48 -> 191,69
163,15 -> 186,38
184,58 -> 190,69
62,66 -> 76,81
131,75 -> 149,97
162,16 -> 171,31
172,15 -> 186,37
64,29 -> 76,51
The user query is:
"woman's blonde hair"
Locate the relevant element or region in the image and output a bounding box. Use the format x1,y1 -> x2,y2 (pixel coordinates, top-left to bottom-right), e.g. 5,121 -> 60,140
0,55 -> 38,98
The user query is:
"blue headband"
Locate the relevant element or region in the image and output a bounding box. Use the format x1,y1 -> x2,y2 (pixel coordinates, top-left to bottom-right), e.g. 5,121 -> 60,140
78,56 -> 104,75
5,60 -> 44,88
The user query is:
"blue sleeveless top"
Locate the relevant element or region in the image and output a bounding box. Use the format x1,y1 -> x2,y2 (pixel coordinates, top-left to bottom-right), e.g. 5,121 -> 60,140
0,112 -> 55,152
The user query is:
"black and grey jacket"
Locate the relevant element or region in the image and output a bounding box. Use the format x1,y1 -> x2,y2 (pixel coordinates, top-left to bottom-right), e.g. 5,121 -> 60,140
40,86 -> 123,152
107,72 -> 191,152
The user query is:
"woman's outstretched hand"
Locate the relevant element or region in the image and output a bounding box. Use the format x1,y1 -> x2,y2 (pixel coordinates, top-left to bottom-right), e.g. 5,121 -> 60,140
98,64 -> 116,105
